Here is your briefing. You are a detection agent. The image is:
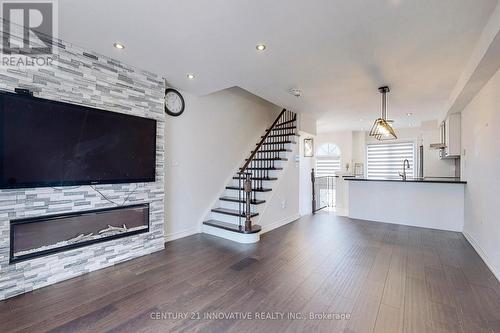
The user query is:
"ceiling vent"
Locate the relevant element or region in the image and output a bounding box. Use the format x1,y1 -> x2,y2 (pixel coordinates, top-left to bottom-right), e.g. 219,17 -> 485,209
288,88 -> 301,98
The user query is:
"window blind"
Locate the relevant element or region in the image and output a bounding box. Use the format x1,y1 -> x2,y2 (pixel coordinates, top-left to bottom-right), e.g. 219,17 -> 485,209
316,158 -> 341,177
366,142 -> 415,179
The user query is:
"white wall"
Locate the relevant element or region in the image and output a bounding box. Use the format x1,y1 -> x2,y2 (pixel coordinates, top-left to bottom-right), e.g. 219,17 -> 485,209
258,143 -> 301,232
352,131 -> 366,169
299,114 -> 317,135
299,131 -> 316,216
461,67 -> 500,280
164,87 -> 281,240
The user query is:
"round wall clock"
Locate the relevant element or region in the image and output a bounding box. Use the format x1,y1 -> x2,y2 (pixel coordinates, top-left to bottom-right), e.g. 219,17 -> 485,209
164,88 -> 185,117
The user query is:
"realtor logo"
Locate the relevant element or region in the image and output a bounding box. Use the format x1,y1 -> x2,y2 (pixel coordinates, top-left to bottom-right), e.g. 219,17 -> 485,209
1,0 -> 58,66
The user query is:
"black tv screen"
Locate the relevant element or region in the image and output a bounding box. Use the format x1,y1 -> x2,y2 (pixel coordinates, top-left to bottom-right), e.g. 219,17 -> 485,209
0,91 -> 157,189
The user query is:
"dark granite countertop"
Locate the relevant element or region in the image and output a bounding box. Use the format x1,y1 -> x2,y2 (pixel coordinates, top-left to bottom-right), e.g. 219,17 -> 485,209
343,176 -> 466,184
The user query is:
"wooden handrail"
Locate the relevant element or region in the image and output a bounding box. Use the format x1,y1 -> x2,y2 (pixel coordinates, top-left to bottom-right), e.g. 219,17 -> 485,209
239,108 -> 287,173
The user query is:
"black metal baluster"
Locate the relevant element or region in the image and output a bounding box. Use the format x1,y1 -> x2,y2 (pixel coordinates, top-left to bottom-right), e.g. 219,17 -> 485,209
238,171 -> 243,228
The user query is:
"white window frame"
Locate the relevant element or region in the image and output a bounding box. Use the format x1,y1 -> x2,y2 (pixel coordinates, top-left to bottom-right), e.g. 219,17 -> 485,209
316,143 -> 342,177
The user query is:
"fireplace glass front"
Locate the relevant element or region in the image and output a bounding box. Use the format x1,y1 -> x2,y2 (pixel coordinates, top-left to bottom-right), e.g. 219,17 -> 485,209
10,204 -> 149,263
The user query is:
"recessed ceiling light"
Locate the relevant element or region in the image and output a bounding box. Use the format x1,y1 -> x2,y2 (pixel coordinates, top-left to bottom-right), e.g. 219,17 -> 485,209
407,113 -> 413,116
187,73 -> 195,80
113,42 -> 125,49
256,44 -> 266,51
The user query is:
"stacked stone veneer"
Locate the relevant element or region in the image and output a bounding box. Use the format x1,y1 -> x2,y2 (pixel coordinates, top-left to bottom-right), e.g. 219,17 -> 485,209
0,30 -> 165,300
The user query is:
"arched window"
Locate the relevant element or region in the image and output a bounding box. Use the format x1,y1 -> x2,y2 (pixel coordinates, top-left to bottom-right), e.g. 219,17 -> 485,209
316,143 -> 342,177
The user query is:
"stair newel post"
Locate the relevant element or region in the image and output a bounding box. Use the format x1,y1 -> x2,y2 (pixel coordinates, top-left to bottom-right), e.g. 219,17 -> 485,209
244,173 -> 252,231
311,168 -> 316,215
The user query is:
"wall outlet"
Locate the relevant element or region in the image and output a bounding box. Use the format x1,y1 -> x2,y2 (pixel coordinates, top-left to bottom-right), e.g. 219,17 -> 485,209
281,199 -> 286,209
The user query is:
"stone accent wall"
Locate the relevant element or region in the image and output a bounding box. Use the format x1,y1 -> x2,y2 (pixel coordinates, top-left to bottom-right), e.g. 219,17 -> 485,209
0,32 -> 165,300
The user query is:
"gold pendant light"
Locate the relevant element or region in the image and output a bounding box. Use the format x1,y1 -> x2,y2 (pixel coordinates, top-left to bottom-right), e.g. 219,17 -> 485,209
369,86 -> 397,140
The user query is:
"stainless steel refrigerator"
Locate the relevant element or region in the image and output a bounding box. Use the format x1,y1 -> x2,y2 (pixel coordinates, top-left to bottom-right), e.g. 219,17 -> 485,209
417,145 -> 424,178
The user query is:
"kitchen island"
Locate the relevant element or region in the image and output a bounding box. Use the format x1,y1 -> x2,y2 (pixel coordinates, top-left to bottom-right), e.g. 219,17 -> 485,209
339,177 -> 466,231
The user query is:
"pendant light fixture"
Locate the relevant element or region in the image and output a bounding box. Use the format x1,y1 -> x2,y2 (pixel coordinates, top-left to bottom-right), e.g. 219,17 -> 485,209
369,86 -> 397,140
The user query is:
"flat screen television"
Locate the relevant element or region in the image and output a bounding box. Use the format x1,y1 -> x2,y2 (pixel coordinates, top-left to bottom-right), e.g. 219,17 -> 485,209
0,91 -> 157,189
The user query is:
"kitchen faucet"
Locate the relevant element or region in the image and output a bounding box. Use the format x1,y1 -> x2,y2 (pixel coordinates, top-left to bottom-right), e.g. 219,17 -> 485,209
399,159 -> 410,181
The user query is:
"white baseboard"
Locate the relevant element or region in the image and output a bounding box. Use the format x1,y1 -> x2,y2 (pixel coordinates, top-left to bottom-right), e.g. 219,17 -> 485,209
462,231 -> 500,282
164,226 -> 200,243
261,213 -> 300,234
335,207 -> 348,217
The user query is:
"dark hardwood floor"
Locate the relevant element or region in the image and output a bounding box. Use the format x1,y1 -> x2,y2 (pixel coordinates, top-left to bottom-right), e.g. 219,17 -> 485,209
1,212 -> 500,333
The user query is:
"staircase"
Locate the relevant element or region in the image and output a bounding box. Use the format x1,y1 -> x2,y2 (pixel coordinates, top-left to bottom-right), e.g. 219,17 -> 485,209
202,109 -> 297,243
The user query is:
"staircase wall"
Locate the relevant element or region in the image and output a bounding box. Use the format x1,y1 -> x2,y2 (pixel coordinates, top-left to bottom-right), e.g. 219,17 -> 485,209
164,87 -> 281,241
299,130 -> 317,216
256,143 -> 301,233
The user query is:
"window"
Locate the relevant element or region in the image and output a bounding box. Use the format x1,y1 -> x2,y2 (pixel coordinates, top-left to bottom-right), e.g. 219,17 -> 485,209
366,142 -> 415,179
316,143 -> 341,177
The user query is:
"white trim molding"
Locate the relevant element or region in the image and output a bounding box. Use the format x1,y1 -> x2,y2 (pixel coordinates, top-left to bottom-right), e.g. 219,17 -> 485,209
261,214 -> 300,234
463,231 -> 500,283
165,226 -> 201,243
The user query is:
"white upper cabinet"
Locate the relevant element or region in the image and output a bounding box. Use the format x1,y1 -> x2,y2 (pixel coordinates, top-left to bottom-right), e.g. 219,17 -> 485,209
442,113 -> 461,158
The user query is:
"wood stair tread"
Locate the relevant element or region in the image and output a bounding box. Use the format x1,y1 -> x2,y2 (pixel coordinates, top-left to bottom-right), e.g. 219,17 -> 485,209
246,167 -> 283,170
211,208 -> 259,217
232,176 -> 278,181
262,133 -> 299,138
219,196 -> 266,205
203,220 -> 262,234
251,149 -> 292,153
245,157 -> 287,161
260,141 -> 296,145
271,126 -> 296,131
226,186 -> 272,192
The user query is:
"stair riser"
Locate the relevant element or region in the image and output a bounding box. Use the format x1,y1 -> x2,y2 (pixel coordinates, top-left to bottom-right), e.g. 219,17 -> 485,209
209,212 -> 248,224
224,189 -> 267,200
252,151 -> 289,159
229,179 -> 275,188
243,160 -> 287,169
267,132 -> 298,141
238,169 -> 281,178
260,142 -> 295,149
217,200 -> 259,212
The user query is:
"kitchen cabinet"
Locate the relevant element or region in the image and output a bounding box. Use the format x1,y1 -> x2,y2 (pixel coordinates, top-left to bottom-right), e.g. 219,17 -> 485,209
440,113 -> 461,158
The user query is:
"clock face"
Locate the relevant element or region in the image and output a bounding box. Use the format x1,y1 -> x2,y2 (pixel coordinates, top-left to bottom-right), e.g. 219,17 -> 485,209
164,88 -> 185,116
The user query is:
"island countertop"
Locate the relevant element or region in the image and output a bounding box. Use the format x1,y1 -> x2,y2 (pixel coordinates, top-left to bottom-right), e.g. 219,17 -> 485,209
338,175 -> 466,231
343,176 -> 466,184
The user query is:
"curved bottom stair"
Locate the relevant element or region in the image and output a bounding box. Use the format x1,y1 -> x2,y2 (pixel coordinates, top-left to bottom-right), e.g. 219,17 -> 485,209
202,221 -> 261,243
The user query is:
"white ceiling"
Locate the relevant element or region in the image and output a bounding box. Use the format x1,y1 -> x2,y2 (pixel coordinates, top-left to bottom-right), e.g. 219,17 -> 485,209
59,0 -> 498,132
